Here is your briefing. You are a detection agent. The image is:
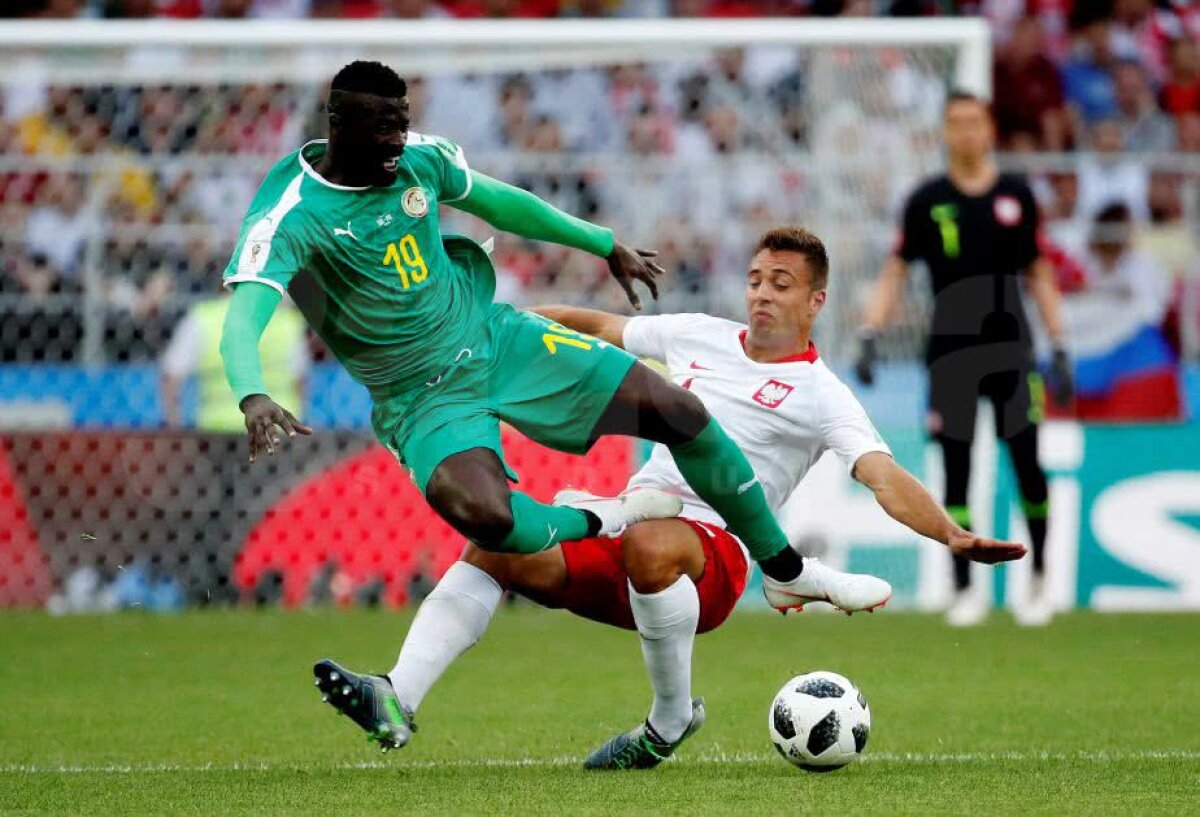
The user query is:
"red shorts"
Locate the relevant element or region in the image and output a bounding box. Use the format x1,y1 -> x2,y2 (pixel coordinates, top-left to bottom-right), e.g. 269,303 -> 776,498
554,518 -> 750,634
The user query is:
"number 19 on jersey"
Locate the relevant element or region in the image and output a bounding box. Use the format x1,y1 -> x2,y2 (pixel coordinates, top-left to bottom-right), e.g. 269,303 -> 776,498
382,234 -> 429,289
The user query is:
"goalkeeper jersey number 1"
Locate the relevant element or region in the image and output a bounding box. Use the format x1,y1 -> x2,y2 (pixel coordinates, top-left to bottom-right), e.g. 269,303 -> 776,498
222,134 -> 495,396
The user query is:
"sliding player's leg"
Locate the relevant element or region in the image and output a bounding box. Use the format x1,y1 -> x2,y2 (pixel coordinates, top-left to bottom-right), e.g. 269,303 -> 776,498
586,365 -> 890,612
587,363 -> 797,570
483,304 -> 880,607
471,517 -> 745,768
500,516 -> 748,769
479,305 -> 791,571
577,518 -> 743,771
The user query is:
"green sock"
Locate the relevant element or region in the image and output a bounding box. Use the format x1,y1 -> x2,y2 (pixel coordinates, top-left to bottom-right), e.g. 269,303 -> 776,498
668,418 -> 788,561
498,492 -> 594,554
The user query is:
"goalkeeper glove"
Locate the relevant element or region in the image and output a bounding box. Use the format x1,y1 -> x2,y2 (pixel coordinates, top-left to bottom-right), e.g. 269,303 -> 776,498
1049,345 -> 1074,407
854,331 -> 878,386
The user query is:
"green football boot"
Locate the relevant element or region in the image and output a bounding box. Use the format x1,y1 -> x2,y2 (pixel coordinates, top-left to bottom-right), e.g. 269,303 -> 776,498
583,698 -> 706,770
313,659 -> 416,752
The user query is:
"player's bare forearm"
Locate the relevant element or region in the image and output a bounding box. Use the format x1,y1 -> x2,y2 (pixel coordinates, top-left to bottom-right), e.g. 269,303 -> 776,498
527,305 -> 628,348
861,256 -> 908,332
853,452 -> 1026,563
854,452 -> 956,543
1028,256 -> 1064,343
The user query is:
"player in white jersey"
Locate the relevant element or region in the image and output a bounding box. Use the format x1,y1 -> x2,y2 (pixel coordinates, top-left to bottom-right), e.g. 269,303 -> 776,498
380,227 -> 1028,769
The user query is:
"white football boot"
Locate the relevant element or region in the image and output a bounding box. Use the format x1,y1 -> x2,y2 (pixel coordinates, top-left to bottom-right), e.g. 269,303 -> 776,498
1014,573 -> 1054,627
762,557 -> 892,615
554,488 -> 683,538
945,589 -> 988,627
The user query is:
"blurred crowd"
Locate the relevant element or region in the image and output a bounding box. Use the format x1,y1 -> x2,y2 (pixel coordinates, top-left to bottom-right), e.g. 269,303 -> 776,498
0,0 -> 1196,385
0,0 -> 1074,21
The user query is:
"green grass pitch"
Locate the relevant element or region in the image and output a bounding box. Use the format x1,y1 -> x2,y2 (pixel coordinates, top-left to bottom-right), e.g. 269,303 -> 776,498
3,607 -> 1198,815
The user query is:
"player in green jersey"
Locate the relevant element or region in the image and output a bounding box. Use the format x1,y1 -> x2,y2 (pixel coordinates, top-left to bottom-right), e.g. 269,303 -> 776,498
221,62 -> 861,749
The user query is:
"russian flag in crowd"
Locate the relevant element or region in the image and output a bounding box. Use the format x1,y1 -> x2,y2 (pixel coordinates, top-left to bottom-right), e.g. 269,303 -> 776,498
1041,238 -> 1185,422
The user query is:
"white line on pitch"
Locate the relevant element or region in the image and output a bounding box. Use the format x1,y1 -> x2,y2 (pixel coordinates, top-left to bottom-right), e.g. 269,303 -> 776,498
3,749 -> 1199,775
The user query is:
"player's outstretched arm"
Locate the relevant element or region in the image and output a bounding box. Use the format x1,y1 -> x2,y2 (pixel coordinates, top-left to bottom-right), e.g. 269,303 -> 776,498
452,171 -> 665,310
853,452 -> 1027,564
526,304 -> 628,348
220,282 -> 312,462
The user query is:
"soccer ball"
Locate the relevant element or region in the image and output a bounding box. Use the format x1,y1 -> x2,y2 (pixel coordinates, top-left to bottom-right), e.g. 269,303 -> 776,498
768,670 -> 870,772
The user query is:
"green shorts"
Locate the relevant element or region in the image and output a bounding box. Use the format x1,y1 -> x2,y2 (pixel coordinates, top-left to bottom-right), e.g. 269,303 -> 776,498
371,302 -> 637,493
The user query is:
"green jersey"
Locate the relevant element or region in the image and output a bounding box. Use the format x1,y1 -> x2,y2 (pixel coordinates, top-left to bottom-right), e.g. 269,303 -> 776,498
222,134 -> 494,396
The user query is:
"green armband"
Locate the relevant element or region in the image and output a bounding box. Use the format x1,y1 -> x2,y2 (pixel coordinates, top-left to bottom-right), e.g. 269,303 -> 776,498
220,281 -> 282,404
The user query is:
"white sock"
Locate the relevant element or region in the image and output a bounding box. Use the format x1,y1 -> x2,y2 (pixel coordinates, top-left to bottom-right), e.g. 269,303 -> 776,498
628,575 -> 700,744
387,561 -> 502,712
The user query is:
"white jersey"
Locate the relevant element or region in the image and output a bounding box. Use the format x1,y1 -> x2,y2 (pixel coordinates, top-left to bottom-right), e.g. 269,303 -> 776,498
623,313 -> 891,531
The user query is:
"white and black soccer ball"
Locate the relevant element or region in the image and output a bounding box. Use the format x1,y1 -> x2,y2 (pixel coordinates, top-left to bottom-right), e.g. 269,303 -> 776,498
768,670 -> 870,772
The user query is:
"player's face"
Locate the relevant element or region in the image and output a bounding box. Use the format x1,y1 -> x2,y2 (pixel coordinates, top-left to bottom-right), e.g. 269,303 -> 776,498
746,250 -> 826,337
943,99 -> 994,162
329,91 -> 411,185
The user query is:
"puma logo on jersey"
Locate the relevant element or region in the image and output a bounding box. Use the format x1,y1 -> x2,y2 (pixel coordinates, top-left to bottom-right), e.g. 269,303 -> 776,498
333,222 -> 358,241
753,379 -> 794,409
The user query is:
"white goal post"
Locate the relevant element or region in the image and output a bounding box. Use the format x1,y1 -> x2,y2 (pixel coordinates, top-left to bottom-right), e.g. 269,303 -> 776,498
0,18 -> 991,91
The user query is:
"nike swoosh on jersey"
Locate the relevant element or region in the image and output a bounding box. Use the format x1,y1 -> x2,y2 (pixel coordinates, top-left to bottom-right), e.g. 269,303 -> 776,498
689,361 -> 712,370
736,477 -> 759,494
545,524 -> 558,546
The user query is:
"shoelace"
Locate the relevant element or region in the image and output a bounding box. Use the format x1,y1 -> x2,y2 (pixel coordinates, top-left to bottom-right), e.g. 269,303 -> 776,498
623,728 -> 672,767
611,733 -> 659,769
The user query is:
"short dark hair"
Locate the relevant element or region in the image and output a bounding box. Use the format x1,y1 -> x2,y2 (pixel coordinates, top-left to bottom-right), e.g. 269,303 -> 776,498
1070,0 -> 1112,31
330,61 -> 407,99
944,88 -> 993,118
1095,201 -> 1132,224
753,226 -> 829,290
1090,201 -> 1132,246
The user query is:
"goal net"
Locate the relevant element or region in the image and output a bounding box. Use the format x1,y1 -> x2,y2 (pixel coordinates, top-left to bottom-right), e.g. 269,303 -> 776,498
0,19 -> 988,609
0,18 -> 989,367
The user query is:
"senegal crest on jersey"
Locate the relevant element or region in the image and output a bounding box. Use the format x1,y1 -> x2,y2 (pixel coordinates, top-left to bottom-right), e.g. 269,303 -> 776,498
402,186 -> 429,218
